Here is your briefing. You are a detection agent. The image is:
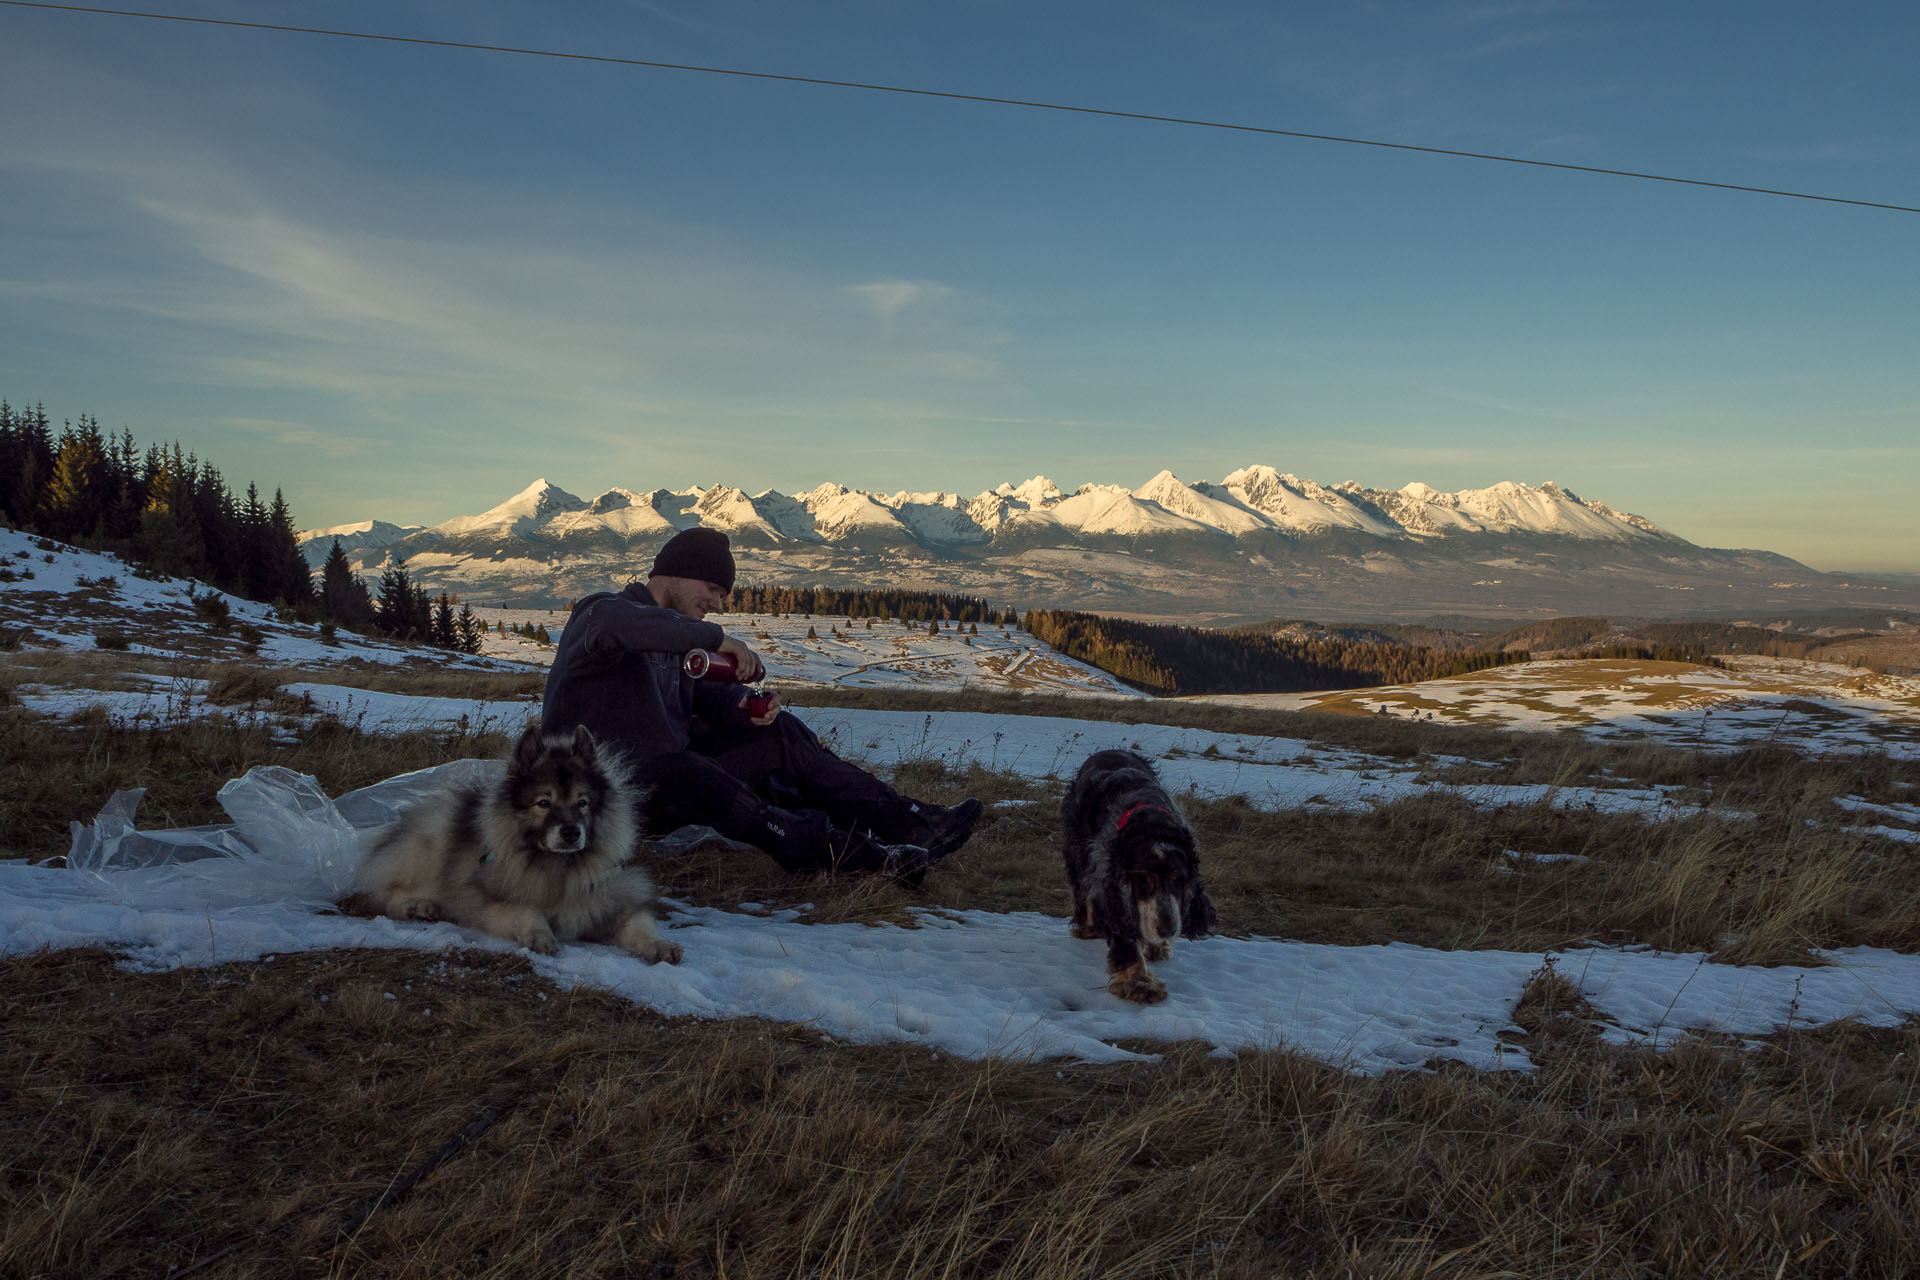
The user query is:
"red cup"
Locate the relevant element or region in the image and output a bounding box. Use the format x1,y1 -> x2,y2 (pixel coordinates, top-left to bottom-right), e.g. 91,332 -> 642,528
743,692 -> 775,719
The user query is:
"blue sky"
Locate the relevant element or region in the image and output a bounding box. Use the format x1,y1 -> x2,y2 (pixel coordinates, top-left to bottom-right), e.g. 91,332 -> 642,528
3,0 -> 1916,571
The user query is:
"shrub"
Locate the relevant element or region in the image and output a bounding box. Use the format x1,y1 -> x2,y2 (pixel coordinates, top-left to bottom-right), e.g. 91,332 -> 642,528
192,592 -> 233,632
94,627 -> 132,651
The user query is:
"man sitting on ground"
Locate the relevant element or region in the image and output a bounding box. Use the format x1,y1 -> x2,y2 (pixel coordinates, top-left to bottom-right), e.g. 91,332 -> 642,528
540,527 -> 982,884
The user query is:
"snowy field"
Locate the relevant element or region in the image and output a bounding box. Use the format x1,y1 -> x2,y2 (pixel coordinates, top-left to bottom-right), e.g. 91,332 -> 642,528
8,679 -> 1920,1074
1201,655 -> 1920,760
0,527 -> 520,671
11,753 -> 1920,1075
469,602 -> 1142,697
0,527 -> 1134,694
10,524 -> 1920,1072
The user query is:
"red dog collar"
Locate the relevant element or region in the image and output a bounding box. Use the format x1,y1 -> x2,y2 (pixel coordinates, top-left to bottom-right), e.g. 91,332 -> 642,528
1115,802 -> 1171,833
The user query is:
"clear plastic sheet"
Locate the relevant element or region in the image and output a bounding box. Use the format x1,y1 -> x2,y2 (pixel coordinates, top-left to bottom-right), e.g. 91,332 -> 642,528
59,758 -> 498,910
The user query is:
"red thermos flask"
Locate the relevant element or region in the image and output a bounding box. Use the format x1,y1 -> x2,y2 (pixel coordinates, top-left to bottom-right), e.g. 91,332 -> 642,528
684,650 -> 775,718
682,649 -> 739,680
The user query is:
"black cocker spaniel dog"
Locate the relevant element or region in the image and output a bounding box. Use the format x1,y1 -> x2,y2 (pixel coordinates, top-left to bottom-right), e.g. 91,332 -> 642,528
1060,748 -> 1217,1004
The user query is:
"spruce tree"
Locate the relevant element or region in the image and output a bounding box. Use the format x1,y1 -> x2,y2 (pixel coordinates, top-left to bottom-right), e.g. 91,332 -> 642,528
103,428 -> 144,542
375,564 -> 422,639
193,460 -> 240,592
236,482 -> 271,599
42,416 -> 109,543
320,540 -> 376,629
0,400 -> 15,523
410,582 -> 433,641
431,594 -> 458,648
456,603 -> 484,654
8,403 -> 54,528
267,490 -> 312,605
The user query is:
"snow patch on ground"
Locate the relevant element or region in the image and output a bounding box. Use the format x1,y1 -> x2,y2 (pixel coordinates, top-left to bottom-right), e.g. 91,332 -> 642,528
10,762 -> 1918,1074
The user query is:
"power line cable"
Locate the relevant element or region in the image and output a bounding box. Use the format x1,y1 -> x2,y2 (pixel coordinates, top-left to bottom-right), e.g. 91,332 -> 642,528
5,0 -> 1916,216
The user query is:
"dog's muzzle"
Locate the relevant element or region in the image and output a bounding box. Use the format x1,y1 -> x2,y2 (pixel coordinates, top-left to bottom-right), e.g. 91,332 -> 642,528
1139,897 -> 1180,943
546,822 -> 588,854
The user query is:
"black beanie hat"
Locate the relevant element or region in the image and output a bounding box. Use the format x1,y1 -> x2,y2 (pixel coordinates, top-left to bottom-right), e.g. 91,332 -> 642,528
650,527 -> 735,592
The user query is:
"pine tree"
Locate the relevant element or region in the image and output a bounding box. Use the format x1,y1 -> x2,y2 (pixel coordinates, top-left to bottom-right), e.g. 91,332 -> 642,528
8,403 -> 54,528
319,540 -> 376,629
102,427 -> 144,543
133,444 -> 206,579
430,594 -> 457,648
376,564 -> 423,639
42,416 -> 109,543
192,460 -> 240,592
266,490 -> 313,605
410,582 -> 433,641
237,482 -> 271,599
0,401 -> 16,524
456,603 -> 484,654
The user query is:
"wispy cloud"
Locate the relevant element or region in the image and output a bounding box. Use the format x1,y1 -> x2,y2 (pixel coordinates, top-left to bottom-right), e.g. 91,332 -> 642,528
848,279 -> 952,322
217,417 -> 374,458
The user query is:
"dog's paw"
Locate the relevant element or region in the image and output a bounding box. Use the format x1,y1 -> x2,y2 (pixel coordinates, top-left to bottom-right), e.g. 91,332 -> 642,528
397,896 -> 441,922
612,912 -> 679,963
636,938 -> 683,965
1142,941 -> 1170,962
514,919 -> 559,954
1069,922 -> 1102,940
1107,965 -> 1167,1005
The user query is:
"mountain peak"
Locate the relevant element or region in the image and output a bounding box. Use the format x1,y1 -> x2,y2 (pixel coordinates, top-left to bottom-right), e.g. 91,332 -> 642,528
998,475 -> 1063,506
430,478 -> 586,538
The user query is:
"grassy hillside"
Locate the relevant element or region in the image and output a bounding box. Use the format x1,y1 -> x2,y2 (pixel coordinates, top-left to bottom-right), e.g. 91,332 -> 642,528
1237,611 -> 1920,676
8,657 -> 1920,1276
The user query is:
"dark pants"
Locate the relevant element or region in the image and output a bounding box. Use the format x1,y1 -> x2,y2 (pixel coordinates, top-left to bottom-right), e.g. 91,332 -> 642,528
637,714 -> 923,873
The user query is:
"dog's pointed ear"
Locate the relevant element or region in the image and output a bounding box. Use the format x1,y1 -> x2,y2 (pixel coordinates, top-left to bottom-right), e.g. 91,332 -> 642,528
1181,877 -> 1217,940
571,724 -> 597,757
512,722 -> 546,769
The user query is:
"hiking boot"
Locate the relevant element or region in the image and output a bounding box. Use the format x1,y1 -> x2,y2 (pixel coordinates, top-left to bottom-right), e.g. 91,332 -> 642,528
881,842 -> 939,890
915,798 -> 983,860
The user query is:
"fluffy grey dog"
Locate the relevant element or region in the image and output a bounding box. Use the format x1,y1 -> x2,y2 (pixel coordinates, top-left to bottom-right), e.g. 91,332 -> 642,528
359,723 -> 679,963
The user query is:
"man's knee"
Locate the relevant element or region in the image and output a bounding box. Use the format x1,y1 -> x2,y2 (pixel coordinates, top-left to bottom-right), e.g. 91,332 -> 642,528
637,751 -> 751,833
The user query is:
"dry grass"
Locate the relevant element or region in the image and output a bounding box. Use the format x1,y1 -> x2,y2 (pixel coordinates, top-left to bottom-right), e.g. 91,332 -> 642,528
645,771 -> 1920,962
783,683 -> 1920,805
9,683 -> 1920,962
0,707 -> 515,861
1807,635 -> 1920,676
11,670 -> 1920,1275
7,947 -> 1920,1279
288,664 -> 548,701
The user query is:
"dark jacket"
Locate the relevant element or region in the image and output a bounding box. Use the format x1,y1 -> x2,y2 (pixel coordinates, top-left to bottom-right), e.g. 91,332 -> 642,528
540,583 -> 748,766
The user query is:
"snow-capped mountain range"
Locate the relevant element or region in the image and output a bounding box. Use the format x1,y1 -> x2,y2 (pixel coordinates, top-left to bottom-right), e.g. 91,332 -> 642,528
308,470 -> 1673,552
299,470 -> 1909,620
